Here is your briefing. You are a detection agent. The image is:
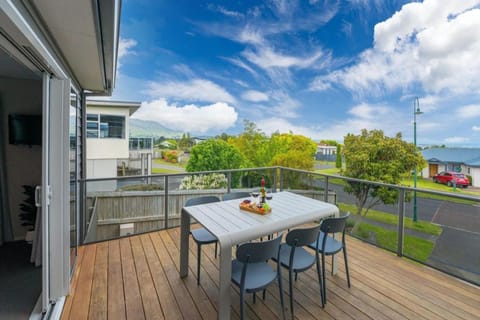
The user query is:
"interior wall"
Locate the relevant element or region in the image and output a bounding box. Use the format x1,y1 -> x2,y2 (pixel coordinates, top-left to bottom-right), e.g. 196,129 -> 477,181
0,77 -> 42,240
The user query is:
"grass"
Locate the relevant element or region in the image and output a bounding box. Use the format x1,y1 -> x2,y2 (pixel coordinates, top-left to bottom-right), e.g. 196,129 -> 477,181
353,223 -> 434,262
152,167 -> 181,174
314,168 -> 479,205
401,177 -> 476,194
153,158 -> 187,168
339,202 -> 442,235
315,167 -> 341,175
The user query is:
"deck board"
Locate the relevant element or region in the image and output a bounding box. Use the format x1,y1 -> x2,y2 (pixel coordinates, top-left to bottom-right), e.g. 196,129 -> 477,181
62,227 -> 480,320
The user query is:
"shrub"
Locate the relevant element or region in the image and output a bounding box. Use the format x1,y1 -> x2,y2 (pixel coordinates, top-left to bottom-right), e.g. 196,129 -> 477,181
163,150 -> 178,163
117,184 -> 163,191
179,173 -> 227,190
466,174 -> 473,186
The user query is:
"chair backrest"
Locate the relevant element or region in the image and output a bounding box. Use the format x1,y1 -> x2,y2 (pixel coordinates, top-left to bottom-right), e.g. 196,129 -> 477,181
184,196 -> 221,207
286,225 -> 320,247
236,234 -> 283,263
223,192 -> 251,201
320,212 -> 350,234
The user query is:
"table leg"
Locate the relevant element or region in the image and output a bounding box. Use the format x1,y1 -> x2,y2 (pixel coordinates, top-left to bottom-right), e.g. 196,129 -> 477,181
218,242 -> 232,320
180,209 -> 190,278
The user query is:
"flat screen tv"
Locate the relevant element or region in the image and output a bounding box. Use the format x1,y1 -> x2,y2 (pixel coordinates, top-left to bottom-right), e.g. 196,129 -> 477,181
8,114 -> 42,146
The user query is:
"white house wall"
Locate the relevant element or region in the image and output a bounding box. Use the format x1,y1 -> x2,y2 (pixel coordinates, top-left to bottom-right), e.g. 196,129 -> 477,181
86,106 -> 130,160
0,77 -> 42,240
469,167 -> 480,188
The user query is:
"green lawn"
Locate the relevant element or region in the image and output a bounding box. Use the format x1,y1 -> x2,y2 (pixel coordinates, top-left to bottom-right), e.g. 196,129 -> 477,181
353,223 -> 434,262
315,167 -> 341,175
338,203 -> 442,235
153,158 -> 187,168
151,167 -> 181,174
401,177 -> 474,193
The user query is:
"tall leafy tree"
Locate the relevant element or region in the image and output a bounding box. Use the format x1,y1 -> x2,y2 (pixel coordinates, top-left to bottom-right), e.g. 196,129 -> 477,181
335,144 -> 342,169
343,129 -> 426,233
268,133 -> 316,170
228,120 -> 268,167
186,139 -> 244,172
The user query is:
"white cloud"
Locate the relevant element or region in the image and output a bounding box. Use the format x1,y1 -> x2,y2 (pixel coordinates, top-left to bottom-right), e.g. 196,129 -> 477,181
472,126 -> 480,132
444,136 -> 470,143
223,57 -> 259,77
118,38 -> 137,59
310,1 -> 480,97
347,103 -> 389,119
242,46 -> 325,69
133,99 -> 238,133
147,79 -> 236,104
458,104 -> 480,119
117,38 -> 137,69
257,118 -> 319,138
242,90 -> 269,102
208,5 -> 244,18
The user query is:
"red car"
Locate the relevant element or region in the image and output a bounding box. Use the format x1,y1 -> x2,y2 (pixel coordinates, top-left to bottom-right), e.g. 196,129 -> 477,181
432,171 -> 469,188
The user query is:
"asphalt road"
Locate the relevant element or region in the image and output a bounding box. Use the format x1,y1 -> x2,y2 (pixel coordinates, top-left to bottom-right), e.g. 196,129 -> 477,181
324,179 -> 480,284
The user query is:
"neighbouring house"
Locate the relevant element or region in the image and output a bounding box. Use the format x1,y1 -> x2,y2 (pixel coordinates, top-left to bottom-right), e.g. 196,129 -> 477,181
421,148 -> 480,187
0,1 -> 120,318
315,144 -> 337,161
128,137 -> 154,175
85,100 -> 143,187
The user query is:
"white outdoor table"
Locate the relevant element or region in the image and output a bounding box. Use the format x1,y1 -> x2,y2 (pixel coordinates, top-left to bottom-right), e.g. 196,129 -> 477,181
180,191 -> 340,320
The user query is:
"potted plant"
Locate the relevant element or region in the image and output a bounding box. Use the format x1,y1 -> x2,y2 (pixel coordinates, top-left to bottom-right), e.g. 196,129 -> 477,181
19,185 -> 37,242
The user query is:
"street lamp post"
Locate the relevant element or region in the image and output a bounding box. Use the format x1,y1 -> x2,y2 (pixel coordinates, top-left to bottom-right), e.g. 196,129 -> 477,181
413,97 -> 423,223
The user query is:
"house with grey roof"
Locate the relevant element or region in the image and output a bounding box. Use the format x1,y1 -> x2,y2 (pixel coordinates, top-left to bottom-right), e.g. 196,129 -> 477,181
421,148 -> 480,187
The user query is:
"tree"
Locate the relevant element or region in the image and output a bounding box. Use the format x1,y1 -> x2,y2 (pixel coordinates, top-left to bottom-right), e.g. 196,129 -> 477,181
178,133 -> 193,151
267,133 -> 316,170
335,144 -> 342,169
342,129 -> 426,233
319,139 -> 338,146
228,120 -> 268,167
186,139 -> 244,172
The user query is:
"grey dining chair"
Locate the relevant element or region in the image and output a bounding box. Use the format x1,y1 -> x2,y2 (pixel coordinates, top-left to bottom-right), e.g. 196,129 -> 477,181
222,191 -> 251,201
184,196 -> 221,285
231,234 -> 286,320
274,225 -> 323,318
308,212 -> 351,305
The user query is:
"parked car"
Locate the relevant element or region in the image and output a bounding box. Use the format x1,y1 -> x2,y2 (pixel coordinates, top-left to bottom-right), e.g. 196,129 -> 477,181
432,171 -> 470,188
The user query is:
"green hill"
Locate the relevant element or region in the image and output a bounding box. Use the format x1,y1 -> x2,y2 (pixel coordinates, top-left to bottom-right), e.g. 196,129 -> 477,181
129,118 -> 180,138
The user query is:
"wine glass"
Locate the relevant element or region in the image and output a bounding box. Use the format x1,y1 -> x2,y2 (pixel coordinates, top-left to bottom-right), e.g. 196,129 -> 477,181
250,191 -> 259,204
266,189 -> 273,201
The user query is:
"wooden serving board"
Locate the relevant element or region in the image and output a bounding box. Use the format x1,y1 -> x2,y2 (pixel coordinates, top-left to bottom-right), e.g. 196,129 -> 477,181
239,203 -> 272,215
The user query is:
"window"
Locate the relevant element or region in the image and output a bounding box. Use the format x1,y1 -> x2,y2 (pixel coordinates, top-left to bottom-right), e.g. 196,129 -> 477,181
86,113 -> 125,139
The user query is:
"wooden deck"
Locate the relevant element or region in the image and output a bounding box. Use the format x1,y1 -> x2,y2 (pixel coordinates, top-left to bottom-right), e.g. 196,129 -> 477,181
61,227 -> 480,320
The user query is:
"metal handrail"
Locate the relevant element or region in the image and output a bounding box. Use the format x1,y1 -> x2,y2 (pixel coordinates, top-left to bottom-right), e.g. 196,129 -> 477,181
80,165 -> 479,285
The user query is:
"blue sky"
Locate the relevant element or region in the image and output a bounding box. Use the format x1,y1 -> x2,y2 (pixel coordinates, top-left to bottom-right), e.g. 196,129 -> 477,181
112,0 -> 480,146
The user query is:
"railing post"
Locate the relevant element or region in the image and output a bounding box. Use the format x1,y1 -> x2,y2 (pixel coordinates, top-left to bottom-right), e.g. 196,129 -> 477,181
272,167 -> 277,193
164,175 -> 169,229
279,167 -> 284,191
397,188 -> 405,257
324,176 -> 329,203
227,171 -> 232,193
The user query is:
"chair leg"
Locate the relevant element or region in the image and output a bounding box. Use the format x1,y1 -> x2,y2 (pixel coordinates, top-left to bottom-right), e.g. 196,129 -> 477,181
197,244 -> 202,286
262,289 -> 266,300
278,275 -> 286,320
316,257 -> 324,308
240,290 -> 245,320
214,241 -> 218,258
321,253 -> 327,305
288,268 -> 294,320
294,271 -> 298,281
343,247 -> 351,288
253,292 -> 256,304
